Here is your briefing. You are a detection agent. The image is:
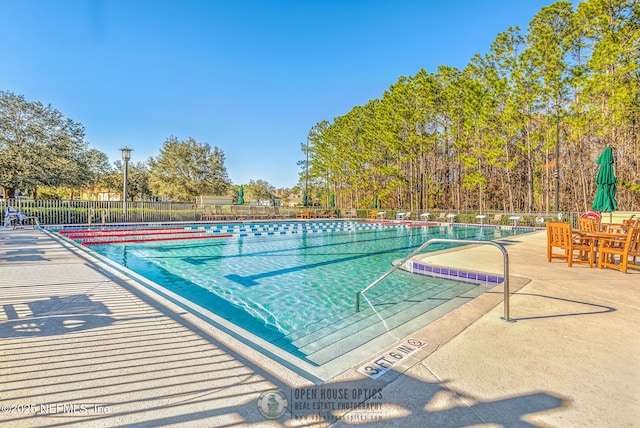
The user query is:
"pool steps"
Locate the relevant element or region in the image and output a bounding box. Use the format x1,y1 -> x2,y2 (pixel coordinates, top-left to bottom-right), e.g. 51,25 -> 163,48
273,278 -> 486,365
280,279 -> 458,344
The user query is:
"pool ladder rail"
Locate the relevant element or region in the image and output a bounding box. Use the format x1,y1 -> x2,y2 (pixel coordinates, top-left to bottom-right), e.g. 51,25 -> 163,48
356,238 -> 512,322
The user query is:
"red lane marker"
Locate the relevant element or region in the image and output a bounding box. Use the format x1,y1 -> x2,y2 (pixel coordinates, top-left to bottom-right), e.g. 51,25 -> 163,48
66,230 -> 203,239
59,227 -> 186,235
82,234 -> 233,245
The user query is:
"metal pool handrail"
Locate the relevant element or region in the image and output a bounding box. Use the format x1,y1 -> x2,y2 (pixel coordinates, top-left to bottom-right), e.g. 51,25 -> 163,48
355,238 -> 512,322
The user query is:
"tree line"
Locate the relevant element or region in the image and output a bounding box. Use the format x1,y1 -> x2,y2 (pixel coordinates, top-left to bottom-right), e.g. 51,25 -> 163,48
0,91 -> 281,204
301,0 -> 639,213
3,0 -> 637,213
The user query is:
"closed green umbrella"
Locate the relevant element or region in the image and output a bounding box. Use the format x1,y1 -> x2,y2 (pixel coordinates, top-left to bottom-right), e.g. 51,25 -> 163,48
237,185 -> 244,205
302,191 -> 307,207
330,193 -> 335,208
591,146 -> 618,218
374,194 -> 378,209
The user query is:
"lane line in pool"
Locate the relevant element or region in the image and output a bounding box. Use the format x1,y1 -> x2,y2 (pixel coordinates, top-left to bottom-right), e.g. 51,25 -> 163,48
63,221 -> 540,247
72,223 -> 394,245
59,227 -> 187,234
82,233 -> 234,245
64,230 -> 205,239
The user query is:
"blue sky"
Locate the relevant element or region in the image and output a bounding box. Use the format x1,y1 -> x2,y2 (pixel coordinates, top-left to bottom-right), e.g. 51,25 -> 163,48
1,0 -> 574,189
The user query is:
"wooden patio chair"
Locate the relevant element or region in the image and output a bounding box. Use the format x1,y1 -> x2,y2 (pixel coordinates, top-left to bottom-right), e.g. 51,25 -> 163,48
581,212 -> 603,231
603,223 -> 625,233
578,217 -> 598,232
272,206 -> 288,219
622,216 -> 639,227
600,223 -> 628,250
296,209 -> 311,219
367,210 -> 379,219
231,205 -> 247,221
546,221 -> 595,268
264,206 -> 276,219
598,227 -> 640,274
577,217 -> 600,260
213,205 -> 230,220
250,206 -> 268,220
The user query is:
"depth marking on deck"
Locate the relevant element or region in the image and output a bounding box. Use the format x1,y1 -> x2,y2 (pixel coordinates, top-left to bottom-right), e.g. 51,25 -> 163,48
358,337 -> 427,379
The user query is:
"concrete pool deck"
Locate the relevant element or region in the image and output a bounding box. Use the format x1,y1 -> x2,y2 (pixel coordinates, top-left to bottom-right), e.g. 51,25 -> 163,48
1,226 -> 638,427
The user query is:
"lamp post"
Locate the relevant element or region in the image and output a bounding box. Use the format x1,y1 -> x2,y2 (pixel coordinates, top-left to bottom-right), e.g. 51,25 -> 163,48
120,147 -> 133,222
553,104 -> 560,213
305,136 -> 309,207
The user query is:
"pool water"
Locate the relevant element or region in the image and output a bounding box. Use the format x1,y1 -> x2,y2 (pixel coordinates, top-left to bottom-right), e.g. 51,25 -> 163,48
84,223 -> 529,342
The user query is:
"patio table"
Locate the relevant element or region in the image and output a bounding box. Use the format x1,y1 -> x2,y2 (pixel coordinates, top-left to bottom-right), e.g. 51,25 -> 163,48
574,230 -> 629,266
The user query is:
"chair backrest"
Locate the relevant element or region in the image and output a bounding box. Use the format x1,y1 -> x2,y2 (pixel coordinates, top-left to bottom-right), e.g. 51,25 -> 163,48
547,222 -> 572,249
622,218 -> 640,227
578,218 -> 597,232
623,214 -> 636,225
215,206 -> 223,215
624,227 -> 640,256
604,223 -> 626,234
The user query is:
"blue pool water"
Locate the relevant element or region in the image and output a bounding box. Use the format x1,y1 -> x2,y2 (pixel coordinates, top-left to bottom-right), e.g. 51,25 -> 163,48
76,222 -> 531,342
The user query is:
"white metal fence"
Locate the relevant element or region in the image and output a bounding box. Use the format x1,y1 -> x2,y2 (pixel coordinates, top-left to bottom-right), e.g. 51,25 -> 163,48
2,198 -> 595,228
1,199 -> 200,225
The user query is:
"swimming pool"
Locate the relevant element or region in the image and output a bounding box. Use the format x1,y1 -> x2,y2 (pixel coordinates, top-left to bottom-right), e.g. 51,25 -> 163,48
58,221 -> 533,368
